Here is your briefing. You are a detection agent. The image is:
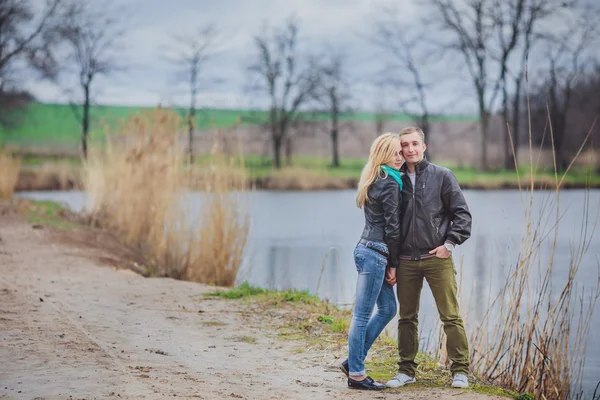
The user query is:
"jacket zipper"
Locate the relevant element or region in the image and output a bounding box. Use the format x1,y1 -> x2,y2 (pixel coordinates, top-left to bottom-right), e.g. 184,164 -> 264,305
412,172 -> 417,261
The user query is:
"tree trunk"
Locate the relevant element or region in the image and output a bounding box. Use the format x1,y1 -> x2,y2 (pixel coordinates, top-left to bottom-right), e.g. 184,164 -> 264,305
476,86 -> 490,170
420,114 -> 431,162
330,126 -> 339,168
81,83 -> 90,159
188,65 -> 197,165
511,77 -> 522,169
502,80 -> 515,170
272,131 -> 282,169
554,112 -> 569,172
479,107 -> 490,171
285,136 -> 292,167
330,91 -> 339,168
188,109 -> 195,165
375,113 -> 385,135
548,72 -> 571,173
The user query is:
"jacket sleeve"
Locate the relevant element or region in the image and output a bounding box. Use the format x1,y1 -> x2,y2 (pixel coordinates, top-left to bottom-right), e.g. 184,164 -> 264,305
381,179 -> 402,269
441,170 -> 472,246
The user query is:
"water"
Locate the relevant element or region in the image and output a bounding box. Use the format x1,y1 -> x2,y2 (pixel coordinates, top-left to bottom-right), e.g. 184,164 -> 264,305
17,189 -> 600,396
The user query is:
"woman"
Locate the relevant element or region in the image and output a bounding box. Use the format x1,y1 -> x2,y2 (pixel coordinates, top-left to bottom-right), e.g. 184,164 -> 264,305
341,132 -> 403,390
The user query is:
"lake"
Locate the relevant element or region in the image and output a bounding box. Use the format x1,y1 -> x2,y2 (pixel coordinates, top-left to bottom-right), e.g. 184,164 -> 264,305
16,189 -> 600,396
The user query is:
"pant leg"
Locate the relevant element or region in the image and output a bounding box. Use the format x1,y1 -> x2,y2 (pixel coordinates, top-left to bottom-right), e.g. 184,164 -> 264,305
423,256 -> 470,375
348,245 -> 387,376
363,281 -> 397,355
396,259 -> 424,377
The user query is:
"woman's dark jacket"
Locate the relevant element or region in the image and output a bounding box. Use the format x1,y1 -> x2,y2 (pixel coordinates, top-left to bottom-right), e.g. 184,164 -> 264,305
360,174 -> 402,269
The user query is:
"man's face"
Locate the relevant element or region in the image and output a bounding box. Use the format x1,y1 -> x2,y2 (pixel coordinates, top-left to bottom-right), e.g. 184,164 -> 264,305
400,132 -> 426,164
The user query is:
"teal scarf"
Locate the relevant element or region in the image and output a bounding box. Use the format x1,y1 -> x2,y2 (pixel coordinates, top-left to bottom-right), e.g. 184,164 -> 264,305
381,165 -> 403,189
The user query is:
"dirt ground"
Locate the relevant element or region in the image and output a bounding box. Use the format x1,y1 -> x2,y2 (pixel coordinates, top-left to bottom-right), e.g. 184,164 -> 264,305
0,208 -> 507,400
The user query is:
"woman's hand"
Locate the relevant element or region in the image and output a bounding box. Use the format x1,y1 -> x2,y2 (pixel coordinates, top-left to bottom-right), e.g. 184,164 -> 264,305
385,267 -> 397,285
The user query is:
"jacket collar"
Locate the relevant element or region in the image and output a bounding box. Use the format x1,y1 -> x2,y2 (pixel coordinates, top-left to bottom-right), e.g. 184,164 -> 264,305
401,157 -> 430,175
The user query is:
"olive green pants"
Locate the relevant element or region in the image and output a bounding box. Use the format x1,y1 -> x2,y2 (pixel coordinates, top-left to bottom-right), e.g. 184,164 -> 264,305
396,256 -> 470,376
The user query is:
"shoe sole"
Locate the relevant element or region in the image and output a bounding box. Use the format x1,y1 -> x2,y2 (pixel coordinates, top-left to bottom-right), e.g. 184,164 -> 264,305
340,365 -> 349,378
348,384 -> 385,390
386,379 -> 416,388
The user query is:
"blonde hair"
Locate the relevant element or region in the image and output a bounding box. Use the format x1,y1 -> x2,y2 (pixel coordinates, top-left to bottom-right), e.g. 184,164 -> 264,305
399,126 -> 425,143
356,132 -> 401,208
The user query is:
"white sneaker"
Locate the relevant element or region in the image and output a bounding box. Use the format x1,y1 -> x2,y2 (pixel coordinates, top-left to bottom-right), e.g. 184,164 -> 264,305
385,373 -> 416,388
451,374 -> 469,388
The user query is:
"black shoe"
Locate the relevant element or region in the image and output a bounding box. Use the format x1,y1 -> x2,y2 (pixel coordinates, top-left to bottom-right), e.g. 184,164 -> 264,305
340,360 -> 349,377
348,376 -> 386,390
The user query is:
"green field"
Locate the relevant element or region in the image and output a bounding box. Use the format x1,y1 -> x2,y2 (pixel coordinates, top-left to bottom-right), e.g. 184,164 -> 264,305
0,102 -> 478,147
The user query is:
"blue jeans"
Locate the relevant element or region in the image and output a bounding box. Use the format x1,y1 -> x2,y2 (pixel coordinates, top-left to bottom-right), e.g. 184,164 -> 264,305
347,241 -> 397,377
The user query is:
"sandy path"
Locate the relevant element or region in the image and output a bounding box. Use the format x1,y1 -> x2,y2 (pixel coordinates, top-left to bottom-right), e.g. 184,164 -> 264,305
0,212 -> 507,400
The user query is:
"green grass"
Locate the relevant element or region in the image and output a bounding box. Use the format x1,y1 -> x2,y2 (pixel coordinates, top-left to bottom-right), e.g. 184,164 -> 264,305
226,155 -> 600,186
514,394 -> 535,400
204,282 -> 518,398
206,281 -> 266,299
317,315 -> 335,324
23,200 -> 77,229
17,153 -> 82,166
206,281 -> 318,304
227,335 -> 257,344
449,164 -> 600,187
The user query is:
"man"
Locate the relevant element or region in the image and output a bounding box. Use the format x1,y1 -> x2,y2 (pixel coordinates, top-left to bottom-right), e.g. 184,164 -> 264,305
385,127 -> 472,389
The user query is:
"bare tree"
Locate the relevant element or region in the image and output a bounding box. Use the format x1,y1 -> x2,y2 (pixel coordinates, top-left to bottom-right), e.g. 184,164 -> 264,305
0,0 -> 63,128
498,0 -> 568,169
58,0 -> 126,159
167,24 -> 221,164
429,0 -> 524,170
314,49 -> 352,168
429,0 -> 576,170
530,2 -> 599,171
369,5 -> 434,150
491,0 -> 527,170
248,17 -> 319,169
428,0 -> 495,170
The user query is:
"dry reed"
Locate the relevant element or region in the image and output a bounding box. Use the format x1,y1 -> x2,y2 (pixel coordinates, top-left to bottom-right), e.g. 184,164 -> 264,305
468,112 -> 600,399
183,130 -> 249,286
0,148 -> 20,198
82,107 -> 249,286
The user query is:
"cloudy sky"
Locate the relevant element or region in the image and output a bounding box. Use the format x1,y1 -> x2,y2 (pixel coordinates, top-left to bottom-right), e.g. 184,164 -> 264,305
25,0 -> 566,115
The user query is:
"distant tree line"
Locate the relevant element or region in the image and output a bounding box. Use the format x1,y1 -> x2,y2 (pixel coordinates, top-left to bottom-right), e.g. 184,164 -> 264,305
1,0 -> 598,171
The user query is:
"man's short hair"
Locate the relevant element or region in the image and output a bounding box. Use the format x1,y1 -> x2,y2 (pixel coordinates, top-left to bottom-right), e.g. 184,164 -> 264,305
399,127 -> 425,143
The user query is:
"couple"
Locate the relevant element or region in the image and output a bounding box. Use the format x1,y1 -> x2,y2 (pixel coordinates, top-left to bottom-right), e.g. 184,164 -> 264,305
341,127 -> 472,391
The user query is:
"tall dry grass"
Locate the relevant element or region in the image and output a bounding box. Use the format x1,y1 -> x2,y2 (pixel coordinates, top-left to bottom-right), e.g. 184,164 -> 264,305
0,148 -> 20,198
468,112 -> 600,398
184,132 -> 249,286
82,107 -> 249,286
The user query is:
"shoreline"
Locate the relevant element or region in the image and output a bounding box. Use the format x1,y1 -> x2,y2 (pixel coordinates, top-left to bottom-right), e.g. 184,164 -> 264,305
15,169 -> 600,192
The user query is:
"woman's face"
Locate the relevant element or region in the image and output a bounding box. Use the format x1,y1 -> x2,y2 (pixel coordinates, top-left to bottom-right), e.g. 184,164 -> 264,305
385,141 -> 403,170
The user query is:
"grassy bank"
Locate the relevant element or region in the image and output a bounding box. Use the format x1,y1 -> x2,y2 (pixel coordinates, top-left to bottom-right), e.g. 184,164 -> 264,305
204,282 -> 517,398
9,153 -> 600,192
